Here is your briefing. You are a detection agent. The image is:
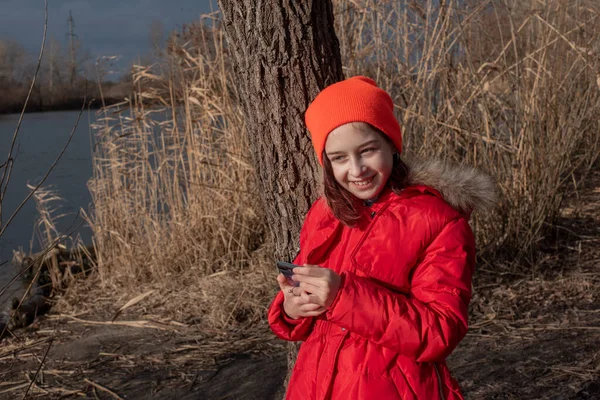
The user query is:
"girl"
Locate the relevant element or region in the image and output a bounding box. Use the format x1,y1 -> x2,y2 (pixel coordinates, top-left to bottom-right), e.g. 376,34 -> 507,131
268,76 -> 495,399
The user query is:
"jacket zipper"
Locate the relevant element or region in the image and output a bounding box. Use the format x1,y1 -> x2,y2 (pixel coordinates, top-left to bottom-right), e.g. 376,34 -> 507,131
433,363 -> 446,400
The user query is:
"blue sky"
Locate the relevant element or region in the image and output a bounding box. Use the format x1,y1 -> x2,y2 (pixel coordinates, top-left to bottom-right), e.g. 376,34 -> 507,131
0,0 -> 218,76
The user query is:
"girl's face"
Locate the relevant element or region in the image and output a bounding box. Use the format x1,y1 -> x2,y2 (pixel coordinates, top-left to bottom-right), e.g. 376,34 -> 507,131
324,122 -> 395,200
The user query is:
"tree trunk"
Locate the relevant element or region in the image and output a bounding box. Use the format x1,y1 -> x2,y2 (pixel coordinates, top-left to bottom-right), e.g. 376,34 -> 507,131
217,0 -> 344,395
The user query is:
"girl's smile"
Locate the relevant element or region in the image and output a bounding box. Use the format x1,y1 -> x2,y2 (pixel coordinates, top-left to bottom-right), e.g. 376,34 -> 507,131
324,122 -> 395,200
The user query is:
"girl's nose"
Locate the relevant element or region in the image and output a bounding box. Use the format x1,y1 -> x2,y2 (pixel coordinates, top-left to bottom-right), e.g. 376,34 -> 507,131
350,159 -> 366,177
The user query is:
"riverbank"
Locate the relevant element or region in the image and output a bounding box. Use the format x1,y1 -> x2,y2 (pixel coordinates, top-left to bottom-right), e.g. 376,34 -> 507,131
0,80 -> 132,115
0,97 -> 125,115
0,109 -> 95,308
1,168 -> 598,399
2,4 -> 599,398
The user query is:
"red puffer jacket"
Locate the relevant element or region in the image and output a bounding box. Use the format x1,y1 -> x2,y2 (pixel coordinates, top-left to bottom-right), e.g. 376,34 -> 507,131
268,183 -> 477,400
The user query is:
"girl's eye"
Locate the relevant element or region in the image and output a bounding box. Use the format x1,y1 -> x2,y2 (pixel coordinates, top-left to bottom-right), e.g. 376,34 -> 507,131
331,156 -> 344,162
361,147 -> 375,154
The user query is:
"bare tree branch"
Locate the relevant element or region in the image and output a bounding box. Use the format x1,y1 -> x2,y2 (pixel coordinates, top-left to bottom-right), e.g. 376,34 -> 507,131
0,214 -> 86,340
0,99 -> 85,239
0,0 -> 48,228
21,337 -> 53,399
0,210 -> 86,300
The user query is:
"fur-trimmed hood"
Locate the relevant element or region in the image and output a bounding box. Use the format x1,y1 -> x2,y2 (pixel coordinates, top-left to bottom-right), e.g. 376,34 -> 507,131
405,157 -> 498,215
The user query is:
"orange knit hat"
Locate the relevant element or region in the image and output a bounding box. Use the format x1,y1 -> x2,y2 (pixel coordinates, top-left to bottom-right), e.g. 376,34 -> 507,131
305,76 -> 402,165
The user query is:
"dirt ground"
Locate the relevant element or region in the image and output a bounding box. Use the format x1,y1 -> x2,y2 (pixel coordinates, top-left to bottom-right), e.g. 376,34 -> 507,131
1,171 -> 598,399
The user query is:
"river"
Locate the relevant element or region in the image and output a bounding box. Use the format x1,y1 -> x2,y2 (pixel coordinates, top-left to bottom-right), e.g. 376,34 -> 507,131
0,110 -> 95,306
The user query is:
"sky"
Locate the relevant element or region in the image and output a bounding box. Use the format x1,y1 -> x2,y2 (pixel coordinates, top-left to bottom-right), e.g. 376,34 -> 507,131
0,0 -> 218,77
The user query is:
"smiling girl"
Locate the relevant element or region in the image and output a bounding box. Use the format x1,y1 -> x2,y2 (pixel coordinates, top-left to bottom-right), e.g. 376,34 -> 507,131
268,76 -> 495,399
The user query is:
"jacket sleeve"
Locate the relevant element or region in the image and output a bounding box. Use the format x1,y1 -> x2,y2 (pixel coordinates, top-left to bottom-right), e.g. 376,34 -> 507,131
268,290 -> 315,341
325,217 -> 475,362
267,200 -> 323,342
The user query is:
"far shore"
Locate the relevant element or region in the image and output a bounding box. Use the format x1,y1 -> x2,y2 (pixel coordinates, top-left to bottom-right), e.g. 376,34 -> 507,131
0,96 -> 128,116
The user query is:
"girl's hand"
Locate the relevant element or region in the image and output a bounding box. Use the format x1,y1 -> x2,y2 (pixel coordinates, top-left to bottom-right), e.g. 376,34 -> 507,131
277,274 -> 326,320
292,264 -> 341,309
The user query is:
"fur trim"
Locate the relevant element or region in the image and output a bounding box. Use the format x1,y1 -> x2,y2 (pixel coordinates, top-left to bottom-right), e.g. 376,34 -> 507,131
405,157 -> 498,214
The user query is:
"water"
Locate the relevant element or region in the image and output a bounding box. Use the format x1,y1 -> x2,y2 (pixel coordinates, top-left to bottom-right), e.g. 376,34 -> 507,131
0,110 -> 95,306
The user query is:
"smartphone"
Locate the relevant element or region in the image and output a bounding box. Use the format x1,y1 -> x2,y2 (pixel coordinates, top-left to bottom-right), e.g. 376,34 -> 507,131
276,261 -> 301,286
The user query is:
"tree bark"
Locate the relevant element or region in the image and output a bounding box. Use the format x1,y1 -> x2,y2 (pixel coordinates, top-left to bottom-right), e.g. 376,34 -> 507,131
217,0 -> 344,395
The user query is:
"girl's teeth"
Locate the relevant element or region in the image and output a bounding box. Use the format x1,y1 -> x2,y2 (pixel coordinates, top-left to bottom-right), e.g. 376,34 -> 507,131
353,179 -> 372,186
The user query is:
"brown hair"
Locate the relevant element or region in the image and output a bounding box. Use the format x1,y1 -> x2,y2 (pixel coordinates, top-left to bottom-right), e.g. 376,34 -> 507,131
322,136 -> 410,227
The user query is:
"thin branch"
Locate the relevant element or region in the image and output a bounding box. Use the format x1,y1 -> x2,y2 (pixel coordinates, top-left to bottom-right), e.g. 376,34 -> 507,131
0,210 -> 86,301
83,379 -> 125,400
0,0 -> 48,228
0,99 -> 85,239
21,337 -> 53,400
0,216 -> 86,340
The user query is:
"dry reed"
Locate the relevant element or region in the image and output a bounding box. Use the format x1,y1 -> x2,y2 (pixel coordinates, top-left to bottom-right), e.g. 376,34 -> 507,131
80,1 -> 600,329
86,15 -> 271,329
334,0 -> 600,262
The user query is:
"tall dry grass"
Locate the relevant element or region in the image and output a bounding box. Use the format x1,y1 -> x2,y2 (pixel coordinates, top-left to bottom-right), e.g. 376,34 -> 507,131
87,16 -> 273,328
335,0 -> 600,263
83,1 -> 600,328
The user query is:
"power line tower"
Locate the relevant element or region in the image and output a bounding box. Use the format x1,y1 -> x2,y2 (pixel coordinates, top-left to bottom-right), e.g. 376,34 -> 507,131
66,10 -> 78,87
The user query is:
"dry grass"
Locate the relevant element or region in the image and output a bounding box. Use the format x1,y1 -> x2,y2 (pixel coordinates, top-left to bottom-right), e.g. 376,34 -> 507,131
67,1 -> 600,333
82,15 -> 272,330
334,0 -> 600,261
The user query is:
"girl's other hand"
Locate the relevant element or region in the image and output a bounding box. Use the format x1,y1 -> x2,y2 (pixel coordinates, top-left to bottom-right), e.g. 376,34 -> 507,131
291,264 -> 341,309
277,273 -> 326,320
